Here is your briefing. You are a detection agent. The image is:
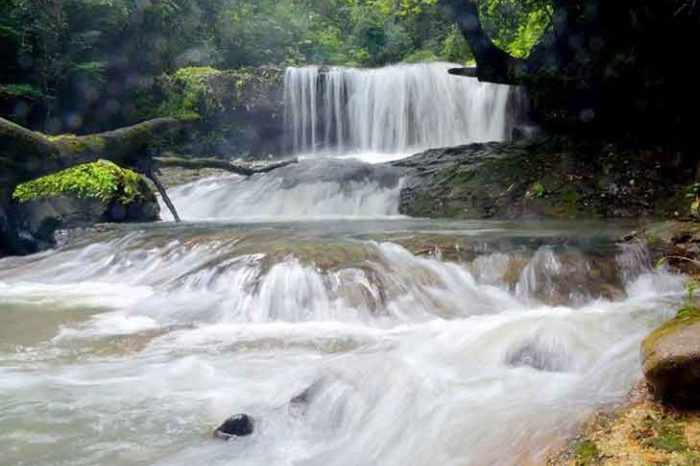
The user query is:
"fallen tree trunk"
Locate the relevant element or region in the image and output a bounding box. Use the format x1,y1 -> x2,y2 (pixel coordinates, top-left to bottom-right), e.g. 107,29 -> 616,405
0,115 -> 195,186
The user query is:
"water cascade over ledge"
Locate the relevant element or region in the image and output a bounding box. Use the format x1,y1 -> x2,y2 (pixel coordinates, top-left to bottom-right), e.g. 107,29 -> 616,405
284,62 -> 516,157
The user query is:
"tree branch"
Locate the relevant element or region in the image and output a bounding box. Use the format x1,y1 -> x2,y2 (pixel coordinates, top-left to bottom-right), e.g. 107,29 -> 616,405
147,168 -> 181,223
154,154 -> 298,176
443,0 -> 527,84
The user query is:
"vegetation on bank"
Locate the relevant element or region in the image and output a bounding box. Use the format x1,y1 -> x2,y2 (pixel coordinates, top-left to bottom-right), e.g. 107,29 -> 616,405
548,387 -> 700,466
155,66 -> 282,118
13,160 -> 152,205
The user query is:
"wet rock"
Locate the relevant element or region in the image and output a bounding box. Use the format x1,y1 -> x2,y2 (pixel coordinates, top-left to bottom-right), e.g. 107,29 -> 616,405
290,379 -> 327,406
506,337 -> 569,372
642,313 -> 700,408
15,194 -> 159,250
390,137 -> 688,220
214,414 -> 254,440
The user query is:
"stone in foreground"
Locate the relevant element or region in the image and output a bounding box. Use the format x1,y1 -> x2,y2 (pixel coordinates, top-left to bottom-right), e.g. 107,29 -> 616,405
214,414 -> 254,440
642,313 -> 700,408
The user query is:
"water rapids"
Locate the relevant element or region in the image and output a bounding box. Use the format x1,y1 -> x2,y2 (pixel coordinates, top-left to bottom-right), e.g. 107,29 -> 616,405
0,220 -> 686,466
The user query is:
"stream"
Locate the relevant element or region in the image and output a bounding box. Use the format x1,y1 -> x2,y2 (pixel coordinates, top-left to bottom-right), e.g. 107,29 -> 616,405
0,63 -> 688,466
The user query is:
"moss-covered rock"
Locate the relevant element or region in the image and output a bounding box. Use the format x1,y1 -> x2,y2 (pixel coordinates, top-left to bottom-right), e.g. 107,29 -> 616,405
642,312 -> 700,408
13,160 -> 153,205
393,137 -> 692,220
11,160 -> 159,250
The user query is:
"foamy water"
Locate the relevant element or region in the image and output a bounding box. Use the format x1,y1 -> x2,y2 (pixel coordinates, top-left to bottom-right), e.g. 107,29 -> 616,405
0,221 -> 686,466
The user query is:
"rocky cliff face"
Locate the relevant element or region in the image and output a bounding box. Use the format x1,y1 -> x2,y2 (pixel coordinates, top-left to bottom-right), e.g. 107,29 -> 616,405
157,66 -> 286,159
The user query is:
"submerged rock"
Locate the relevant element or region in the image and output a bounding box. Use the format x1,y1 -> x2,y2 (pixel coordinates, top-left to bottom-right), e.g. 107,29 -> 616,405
214,414 -> 254,440
642,312 -> 700,408
506,336 -> 569,372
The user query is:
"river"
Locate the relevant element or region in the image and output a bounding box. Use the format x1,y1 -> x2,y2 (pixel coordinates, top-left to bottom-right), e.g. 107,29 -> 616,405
0,63 -> 687,466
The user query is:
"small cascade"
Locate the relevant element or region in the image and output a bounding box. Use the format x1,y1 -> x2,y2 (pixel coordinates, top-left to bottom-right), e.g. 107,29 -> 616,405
284,63 -> 517,156
160,159 -> 403,221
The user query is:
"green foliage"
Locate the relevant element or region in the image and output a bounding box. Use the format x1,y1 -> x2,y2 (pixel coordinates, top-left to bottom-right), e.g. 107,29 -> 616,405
156,66 -> 222,117
440,25 -> 474,65
13,160 -> 150,205
526,181 -> 546,199
402,49 -> 440,64
478,0 -> 553,58
1,83 -> 42,99
0,0 -> 549,130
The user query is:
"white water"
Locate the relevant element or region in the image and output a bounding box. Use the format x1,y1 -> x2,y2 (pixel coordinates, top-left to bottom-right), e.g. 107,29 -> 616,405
284,63 -> 514,157
0,62 -> 683,466
160,159 -> 403,221
0,222 -> 687,466
159,63 -> 518,222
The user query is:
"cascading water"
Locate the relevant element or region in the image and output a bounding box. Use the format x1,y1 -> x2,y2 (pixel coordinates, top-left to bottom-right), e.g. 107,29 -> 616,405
158,62 -> 521,222
284,62 -> 515,157
0,61 -> 679,466
0,221 -> 686,466
160,159 -> 403,221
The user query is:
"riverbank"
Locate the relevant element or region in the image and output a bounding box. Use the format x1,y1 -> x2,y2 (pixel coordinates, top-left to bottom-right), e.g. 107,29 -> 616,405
548,382 -> 700,466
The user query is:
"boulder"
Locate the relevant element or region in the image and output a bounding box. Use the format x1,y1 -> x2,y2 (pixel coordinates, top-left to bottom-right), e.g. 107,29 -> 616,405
214,414 -> 254,440
11,160 -> 160,252
642,312 -> 700,408
391,137 -> 689,220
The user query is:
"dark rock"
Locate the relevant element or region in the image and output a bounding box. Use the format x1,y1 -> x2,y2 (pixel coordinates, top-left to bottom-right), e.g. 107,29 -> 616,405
214,414 -> 254,440
15,195 -> 159,250
642,313 -> 700,408
506,337 -> 569,372
290,379 -> 327,406
161,67 -> 287,160
389,137 -> 689,220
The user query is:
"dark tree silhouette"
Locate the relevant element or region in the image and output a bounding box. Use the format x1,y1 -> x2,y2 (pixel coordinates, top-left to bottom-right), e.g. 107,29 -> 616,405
445,0 -> 700,143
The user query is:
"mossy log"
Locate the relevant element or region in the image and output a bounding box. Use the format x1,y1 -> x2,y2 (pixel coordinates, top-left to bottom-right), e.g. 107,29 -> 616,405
0,116 -> 195,254
0,116 -> 195,187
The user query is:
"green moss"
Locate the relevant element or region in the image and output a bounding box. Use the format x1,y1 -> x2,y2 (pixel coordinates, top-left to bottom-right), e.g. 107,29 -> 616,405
561,187 -> 583,206
156,66 -> 223,117
574,439 -> 600,465
411,191 -> 435,216
643,312 -> 700,360
48,134 -> 105,154
13,160 -> 151,205
642,418 -> 690,453
526,181 -> 546,199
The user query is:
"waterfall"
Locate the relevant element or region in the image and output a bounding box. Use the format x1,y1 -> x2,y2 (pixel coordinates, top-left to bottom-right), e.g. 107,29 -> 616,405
284,62 -> 516,156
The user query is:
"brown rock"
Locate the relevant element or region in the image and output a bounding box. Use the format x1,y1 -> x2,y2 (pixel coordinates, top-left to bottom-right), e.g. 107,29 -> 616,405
642,313 -> 700,408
